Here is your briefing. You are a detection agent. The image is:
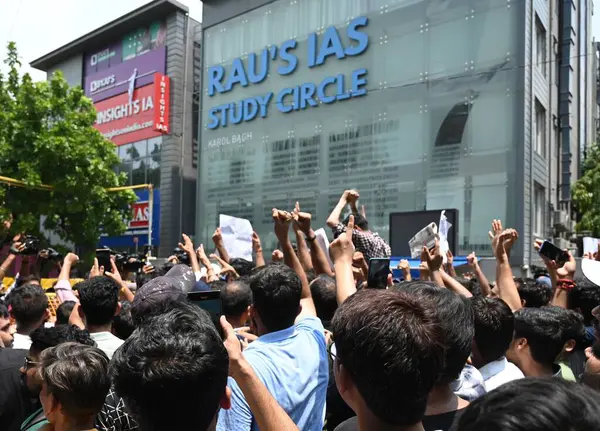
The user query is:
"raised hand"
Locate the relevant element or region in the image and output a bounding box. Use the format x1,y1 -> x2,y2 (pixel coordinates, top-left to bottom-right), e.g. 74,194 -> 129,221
494,228 -> 518,259
212,228 -> 224,246
272,249 -> 284,262
64,252 -> 79,266
467,252 -> 478,268
252,231 -> 262,252
421,240 -> 443,272
330,215 -> 355,265
272,208 -> 292,240
89,258 -> 104,278
344,189 -> 360,205
292,202 -> 312,235
178,233 -> 195,256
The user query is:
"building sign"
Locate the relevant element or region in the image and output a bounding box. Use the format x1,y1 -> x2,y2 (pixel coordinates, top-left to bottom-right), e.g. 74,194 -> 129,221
206,16 -> 370,130
84,43 -> 123,75
94,73 -> 170,146
99,188 -> 161,248
84,47 -> 166,102
122,21 -> 166,61
154,74 -> 170,133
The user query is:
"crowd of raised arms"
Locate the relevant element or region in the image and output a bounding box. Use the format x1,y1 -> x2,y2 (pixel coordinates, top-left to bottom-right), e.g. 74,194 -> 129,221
2,189 -> 600,431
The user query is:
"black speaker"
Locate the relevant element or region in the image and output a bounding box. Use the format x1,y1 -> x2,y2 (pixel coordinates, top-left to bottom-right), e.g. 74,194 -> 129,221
389,209 -> 459,257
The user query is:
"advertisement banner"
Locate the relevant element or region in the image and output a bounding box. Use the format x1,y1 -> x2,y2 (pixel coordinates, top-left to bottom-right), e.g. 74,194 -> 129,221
84,43 -> 123,76
99,188 -> 161,249
154,74 -> 170,134
122,21 -> 166,61
84,47 -> 166,102
94,73 -> 171,146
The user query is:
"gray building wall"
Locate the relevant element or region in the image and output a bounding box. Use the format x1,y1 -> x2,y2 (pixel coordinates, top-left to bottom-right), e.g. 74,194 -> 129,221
46,53 -> 83,87
159,11 -> 201,256
202,0 -> 275,28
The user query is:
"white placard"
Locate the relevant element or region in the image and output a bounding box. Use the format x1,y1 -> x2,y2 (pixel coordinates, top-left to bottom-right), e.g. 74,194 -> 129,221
219,214 -> 253,261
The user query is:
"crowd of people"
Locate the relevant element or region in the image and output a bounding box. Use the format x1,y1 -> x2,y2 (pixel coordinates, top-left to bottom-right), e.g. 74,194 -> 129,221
0,189 -> 600,431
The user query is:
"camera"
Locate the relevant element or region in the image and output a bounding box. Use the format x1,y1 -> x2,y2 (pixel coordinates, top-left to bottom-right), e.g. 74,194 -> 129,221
39,248 -> 63,261
172,247 -> 190,265
10,235 -> 40,255
114,252 -> 145,273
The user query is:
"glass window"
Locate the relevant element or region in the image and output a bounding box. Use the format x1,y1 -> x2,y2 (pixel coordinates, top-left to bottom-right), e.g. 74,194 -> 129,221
148,137 -> 162,159
147,158 -> 161,188
535,99 -> 546,157
119,162 -> 132,185
535,16 -> 547,77
131,140 -> 147,160
132,160 -> 146,185
199,0 -> 522,254
534,183 -> 545,237
119,144 -> 132,162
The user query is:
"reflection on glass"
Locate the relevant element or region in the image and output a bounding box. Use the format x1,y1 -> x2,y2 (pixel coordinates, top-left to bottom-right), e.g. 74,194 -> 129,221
119,144 -> 132,162
199,0 -> 522,254
132,140 -> 147,160
132,160 -> 146,185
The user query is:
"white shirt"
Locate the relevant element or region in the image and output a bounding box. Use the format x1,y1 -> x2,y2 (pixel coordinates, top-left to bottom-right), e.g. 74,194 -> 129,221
480,356 -> 524,392
12,333 -> 31,350
91,332 -> 124,359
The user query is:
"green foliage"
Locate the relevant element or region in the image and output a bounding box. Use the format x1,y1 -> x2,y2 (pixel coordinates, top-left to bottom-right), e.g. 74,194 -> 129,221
0,42 -> 136,247
573,142 -> 600,237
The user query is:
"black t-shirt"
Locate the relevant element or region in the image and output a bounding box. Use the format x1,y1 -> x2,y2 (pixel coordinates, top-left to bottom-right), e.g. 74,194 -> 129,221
0,348 -> 40,431
334,409 -> 465,431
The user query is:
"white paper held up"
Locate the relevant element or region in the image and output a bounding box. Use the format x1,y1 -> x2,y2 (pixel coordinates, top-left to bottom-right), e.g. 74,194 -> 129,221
219,214 -> 253,261
314,228 -> 334,271
583,237 -> 600,255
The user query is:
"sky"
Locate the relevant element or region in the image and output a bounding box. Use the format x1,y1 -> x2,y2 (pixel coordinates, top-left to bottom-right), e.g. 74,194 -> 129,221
0,0 -> 203,80
0,1 -> 600,81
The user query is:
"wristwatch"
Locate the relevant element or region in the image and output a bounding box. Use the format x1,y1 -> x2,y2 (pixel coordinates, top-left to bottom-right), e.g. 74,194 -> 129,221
306,234 -> 317,242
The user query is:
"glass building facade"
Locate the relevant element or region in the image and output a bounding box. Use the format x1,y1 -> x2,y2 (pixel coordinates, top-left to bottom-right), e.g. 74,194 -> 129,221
199,0 -> 523,255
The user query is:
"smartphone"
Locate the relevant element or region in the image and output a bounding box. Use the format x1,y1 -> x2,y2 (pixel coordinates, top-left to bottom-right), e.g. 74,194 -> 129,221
539,241 -> 568,265
95,248 -> 112,271
367,258 -> 391,289
187,291 -> 222,323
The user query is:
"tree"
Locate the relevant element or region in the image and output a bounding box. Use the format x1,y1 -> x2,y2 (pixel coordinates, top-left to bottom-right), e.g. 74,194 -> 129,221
572,142 -> 600,237
0,42 -> 136,248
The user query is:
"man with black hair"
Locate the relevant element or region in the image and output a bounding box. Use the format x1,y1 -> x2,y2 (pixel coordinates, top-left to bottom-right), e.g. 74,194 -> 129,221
218,209 -> 328,431
0,325 -> 95,431
338,283 -> 475,431
38,343 -> 110,431
506,306 -> 576,378
221,280 -> 252,329
582,341 -> 600,390
309,275 -> 337,328
555,308 -> 586,381
471,297 -> 524,391
331,289 -> 444,431
6,284 -> 49,350
518,279 -> 551,308
455,378 -> 600,431
0,303 -> 14,348
77,276 -> 123,359
54,301 -> 76,327
112,301 -> 135,340
568,277 -> 600,328
229,258 -> 256,277
326,190 -> 390,261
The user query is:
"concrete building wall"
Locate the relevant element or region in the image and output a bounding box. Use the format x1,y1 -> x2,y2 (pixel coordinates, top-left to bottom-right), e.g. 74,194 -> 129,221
159,11 -> 201,256
46,53 -> 83,87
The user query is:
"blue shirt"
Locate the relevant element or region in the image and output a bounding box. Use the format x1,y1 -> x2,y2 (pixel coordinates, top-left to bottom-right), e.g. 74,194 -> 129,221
217,316 -> 329,431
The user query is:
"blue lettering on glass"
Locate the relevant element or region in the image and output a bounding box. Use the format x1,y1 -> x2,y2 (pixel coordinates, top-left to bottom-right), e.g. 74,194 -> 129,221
225,58 -> 249,92
278,40 -> 298,75
207,66 -> 225,97
317,77 -> 337,104
315,26 -> 346,67
205,17 -> 370,130
345,17 -> 369,56
247,49 -> 269,84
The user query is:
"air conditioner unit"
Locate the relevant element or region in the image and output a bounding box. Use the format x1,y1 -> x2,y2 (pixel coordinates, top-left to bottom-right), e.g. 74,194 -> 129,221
553,210 -> 569,232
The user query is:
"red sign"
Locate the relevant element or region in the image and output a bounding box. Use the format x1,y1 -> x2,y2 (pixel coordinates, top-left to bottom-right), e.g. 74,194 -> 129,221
154,73 -> 170,134
94,73 -> 171,146
130,201 -> 150,229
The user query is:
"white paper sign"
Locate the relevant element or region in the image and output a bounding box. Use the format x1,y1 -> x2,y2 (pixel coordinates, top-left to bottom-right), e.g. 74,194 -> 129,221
583,237 -> 600,255
219,214 -> 253,261
314,228 -> 334,271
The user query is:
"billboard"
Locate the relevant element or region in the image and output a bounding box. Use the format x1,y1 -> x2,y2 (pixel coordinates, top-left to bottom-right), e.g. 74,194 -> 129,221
99,188 -> 161,248
122,21 -> 167,61
84,47 -> 166,102
84,43 -> 123,75
94,73 -> 171,146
